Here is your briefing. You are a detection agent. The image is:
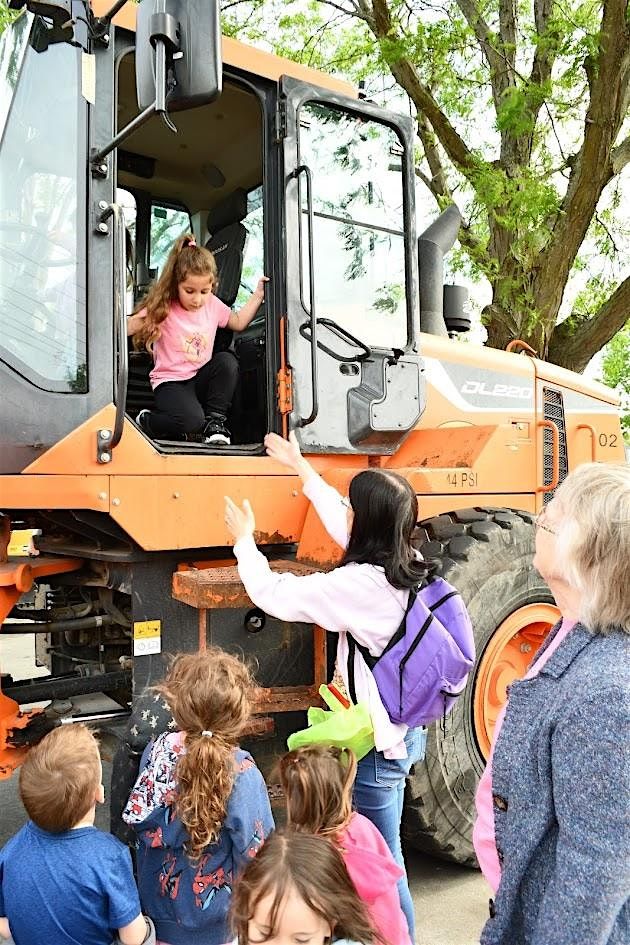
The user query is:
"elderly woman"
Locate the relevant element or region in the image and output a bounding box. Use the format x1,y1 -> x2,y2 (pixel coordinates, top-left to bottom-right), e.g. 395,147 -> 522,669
473,462 -> 630,945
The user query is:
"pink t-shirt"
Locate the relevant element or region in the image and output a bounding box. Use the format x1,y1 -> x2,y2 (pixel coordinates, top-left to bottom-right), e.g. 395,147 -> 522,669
473,619 -> 576,891
340,812 -> 411,945
148,295 -> 231,389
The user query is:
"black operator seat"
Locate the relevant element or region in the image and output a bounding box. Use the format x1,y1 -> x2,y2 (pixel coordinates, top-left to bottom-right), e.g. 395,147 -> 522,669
205,188 -> 248,353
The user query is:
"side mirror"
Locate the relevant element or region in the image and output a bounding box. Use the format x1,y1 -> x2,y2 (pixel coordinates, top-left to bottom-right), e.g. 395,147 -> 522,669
136,0 -> 222,112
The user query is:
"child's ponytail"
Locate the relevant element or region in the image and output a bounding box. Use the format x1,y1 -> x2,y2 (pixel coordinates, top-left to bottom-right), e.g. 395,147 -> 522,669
280,745 -> 357,839
155,648 -> 254,861
133,233 -> 219,354
175,732 -> 236,859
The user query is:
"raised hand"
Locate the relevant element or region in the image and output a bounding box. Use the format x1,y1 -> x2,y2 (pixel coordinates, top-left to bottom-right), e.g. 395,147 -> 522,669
264,431 -> 317,486
224,496 -> 256,542
264,430 -> 303,469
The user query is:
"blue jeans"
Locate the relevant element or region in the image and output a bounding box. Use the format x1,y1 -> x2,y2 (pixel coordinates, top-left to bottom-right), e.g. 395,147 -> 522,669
353,727 -> 427,942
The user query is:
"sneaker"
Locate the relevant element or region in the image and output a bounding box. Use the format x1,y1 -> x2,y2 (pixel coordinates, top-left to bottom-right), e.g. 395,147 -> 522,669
202,415 -> 231,446
136,409 -> 152,436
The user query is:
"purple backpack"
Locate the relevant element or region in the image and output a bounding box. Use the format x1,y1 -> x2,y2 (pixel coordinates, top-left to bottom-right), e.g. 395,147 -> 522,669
347,577 -> 475,727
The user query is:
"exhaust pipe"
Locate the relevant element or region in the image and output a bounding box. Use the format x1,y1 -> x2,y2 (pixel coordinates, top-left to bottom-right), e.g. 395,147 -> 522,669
418,205 -> 462,336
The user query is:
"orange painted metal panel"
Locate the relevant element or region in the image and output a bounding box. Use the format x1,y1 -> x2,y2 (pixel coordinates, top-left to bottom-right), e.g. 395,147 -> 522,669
1,475 -> 110,510
108,474 -> 309,550
22,405 -> 365,479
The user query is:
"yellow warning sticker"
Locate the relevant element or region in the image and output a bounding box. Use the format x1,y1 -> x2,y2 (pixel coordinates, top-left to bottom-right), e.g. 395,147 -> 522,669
133,620 -> 161,656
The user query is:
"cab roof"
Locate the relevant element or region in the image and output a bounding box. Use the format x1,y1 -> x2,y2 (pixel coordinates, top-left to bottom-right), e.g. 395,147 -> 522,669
90,0 -> 356,98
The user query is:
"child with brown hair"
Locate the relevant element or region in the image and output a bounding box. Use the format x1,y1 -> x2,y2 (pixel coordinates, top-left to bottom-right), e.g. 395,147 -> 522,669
123,648 -> 274,945
279,746 -> 411,945
0,724 -> 151,945
230,830 -> 378,945
128,234 -> 267,445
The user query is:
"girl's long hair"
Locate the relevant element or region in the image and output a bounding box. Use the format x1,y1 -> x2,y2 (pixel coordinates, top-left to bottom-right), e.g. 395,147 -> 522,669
341,469 -> 430,589
279,746 -> 356,839
230,831 -> 378,945
133,233 -> 218,353
155,648 -> 253,861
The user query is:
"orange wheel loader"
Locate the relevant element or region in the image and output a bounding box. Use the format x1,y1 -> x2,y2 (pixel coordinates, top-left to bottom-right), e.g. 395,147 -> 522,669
0,0 -> 624,863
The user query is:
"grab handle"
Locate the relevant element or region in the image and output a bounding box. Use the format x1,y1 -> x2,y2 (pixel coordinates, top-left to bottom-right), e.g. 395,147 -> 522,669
576,423 -> 596,461
292,164 -> 318,427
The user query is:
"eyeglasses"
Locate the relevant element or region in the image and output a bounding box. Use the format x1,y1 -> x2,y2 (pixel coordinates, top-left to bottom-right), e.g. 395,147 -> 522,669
534,510 -> 556,535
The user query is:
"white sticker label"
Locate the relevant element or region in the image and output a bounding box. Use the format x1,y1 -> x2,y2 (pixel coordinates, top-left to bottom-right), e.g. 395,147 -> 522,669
133,620 -> 161,656
81,52 -> 96,105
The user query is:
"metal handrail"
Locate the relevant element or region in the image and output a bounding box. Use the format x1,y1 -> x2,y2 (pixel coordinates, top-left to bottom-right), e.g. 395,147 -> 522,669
105,202 -> 128,450
292,164 -> 319,427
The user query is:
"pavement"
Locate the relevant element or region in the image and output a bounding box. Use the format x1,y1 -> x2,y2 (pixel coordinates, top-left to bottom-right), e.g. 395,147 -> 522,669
0,632 -> 489,944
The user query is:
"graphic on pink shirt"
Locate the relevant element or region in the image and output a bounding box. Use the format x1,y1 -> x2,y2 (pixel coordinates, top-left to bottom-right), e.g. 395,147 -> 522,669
182,331 -> 209,363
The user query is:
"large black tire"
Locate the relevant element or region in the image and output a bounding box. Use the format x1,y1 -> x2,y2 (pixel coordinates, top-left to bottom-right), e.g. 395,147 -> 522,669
402,507 -> 555,866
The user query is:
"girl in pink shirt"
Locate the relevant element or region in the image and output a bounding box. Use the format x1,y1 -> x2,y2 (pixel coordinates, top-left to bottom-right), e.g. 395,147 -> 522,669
127,234 -> 267,446
279,746 -> 411,945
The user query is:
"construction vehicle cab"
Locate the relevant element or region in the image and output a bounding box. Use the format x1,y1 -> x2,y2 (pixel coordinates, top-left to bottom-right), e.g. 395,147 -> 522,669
0,0 -> 624,865
1,0 -> 428,469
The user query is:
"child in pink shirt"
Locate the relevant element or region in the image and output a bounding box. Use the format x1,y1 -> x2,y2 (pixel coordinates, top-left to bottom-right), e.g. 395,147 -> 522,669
127,234 -> 267,446
279,745 -> 412,945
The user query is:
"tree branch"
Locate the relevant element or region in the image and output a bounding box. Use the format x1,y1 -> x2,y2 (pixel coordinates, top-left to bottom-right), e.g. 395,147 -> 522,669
611,134 -> 630,176
417,112 -> 452,200
527,0 -> 558,150
454,0 -> 517,116
319,0 -> 370,22
498,0 -> 516,71
548,275 -> 630,372
533,0 -> 630,320
367,0 -> 478,178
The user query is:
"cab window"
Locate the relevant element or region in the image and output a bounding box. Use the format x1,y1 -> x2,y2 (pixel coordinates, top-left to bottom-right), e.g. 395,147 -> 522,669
0,19 -> 86,392
298,102 -> 407,350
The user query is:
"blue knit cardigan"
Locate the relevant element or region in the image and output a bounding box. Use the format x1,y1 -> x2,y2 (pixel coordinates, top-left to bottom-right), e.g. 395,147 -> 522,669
480,621 -> 630,945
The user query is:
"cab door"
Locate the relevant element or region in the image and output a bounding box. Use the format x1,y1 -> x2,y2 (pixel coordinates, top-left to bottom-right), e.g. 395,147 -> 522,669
280,77 -> 425,454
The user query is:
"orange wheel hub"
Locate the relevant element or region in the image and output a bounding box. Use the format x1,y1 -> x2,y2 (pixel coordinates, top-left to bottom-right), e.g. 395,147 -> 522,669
473,603 -> 559,759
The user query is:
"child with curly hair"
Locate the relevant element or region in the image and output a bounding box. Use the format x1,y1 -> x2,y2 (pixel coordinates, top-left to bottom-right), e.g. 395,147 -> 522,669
123,648 -> 274,945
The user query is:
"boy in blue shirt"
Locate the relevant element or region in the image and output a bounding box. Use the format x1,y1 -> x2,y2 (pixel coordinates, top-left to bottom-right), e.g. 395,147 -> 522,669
0,723 -> 153,945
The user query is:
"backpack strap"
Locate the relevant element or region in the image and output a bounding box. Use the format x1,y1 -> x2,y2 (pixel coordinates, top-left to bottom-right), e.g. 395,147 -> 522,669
346,632 -> 376,705
346,583 -> 420,704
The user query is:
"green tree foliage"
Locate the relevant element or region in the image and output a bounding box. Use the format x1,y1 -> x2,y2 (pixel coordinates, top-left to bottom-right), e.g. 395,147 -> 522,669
602,322 -> 630,438
0,0 -> 18,33
223,0 -> 630,372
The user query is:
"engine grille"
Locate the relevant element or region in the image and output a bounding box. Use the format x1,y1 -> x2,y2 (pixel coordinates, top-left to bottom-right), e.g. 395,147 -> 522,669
542,387 -> 568,504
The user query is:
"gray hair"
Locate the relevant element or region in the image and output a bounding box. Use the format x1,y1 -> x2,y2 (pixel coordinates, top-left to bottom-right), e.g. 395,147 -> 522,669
553,462 -> 630,635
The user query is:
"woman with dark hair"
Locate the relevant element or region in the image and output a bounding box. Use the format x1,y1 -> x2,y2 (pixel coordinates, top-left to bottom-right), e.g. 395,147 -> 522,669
224,432 -> 428,941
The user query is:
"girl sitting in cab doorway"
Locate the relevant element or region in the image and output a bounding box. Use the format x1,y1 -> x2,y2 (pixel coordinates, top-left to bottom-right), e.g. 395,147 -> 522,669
127,234 -> 267,446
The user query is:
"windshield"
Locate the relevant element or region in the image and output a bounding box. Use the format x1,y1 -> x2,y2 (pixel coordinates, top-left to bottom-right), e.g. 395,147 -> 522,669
0,15 -> 87,392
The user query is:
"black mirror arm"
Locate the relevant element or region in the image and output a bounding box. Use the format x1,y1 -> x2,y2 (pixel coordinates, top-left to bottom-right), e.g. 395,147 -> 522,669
91,27 -> 178,172
91,0 -> 128,38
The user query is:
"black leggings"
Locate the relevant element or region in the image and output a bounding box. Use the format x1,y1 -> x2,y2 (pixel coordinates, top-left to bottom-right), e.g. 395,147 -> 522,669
147,351 -> 238,438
